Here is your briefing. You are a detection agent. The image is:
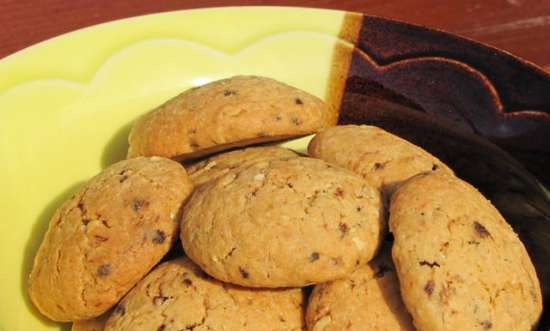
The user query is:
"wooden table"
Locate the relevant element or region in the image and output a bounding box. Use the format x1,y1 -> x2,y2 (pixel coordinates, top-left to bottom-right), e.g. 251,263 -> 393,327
2,0 -> 550,73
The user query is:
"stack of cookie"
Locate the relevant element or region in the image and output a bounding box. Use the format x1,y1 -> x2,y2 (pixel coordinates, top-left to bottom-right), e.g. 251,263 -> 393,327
28,76 -> 543,331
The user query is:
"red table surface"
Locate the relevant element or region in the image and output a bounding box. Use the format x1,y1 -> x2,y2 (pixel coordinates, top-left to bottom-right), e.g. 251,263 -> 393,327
1,0 -> 550,73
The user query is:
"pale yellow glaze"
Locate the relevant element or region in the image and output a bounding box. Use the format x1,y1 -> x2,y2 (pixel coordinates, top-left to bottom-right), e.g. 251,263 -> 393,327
0,7 -> 349,331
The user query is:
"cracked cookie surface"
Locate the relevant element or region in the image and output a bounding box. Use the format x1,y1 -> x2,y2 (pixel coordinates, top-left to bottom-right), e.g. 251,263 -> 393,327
306,250 -> 414,331
104,257 -> 305,331
389,172 -> 542,331
29,157 -> 193,321
308,125 -> 452,199
187,145 -> 297,186
128,75 -> 331,160
181,157 -> 383,287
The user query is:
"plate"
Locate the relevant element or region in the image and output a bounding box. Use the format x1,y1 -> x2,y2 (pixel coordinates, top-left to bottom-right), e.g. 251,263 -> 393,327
1,6 -> 549,331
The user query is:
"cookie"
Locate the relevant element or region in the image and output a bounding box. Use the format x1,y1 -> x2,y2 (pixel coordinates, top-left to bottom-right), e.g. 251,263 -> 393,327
29,157 -> 194,321
104,257 -> 305,331
187,145 -> 297,186
389,172 -> 542,331
128,75 -> 331,160
308,125 -> 452,198
72,312 -> 110,331
181,157 -> 383,287
306,250 -> 414,331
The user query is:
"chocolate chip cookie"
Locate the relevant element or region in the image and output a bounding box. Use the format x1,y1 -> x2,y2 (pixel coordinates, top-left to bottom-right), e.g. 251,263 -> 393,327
104,257 -> 305,331
308,125 -> 452,199
128,75 -> 331,160
390,172 -> 542,331
29,157 -> 193,321
306,249 -> 413,331
181,157 -> 383,287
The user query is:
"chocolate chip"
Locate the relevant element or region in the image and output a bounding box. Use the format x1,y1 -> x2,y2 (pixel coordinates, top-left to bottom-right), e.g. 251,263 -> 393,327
239,267 -> 249,278
432,164 -> 439,171
132,199 -> 148,212
356,206 -> 362,212
473,221 -> 491,238
374,162 -> 384,170
338,222 -> 349,238
419,260 -> 440,268
118,170 -> 129,182
374,263 -> 393,278
480,320 -> 492,329
225,247 -> 237,259
157,324 -> 166,331
287,182 -> 294,189
424,280 -> 435,296
223,90 -> 237,96
152,230 -> 166,244
309,252 -> 320,262
183,278 -> 193,286
248,187 -> 259,198
97,264 -> 111,277
275,115 -> 282,121
114,304 -> 125,316
291,117 -> 303,126
295,97 -> 303,105
468,240 -> 480,245
333,187 -> 344,198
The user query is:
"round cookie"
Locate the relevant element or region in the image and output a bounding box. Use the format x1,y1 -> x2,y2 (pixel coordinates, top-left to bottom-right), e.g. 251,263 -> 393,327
181,157 -> 383,287
128,75 -> 331,160
29,157 -> 193,321
72,312 -> 110,331
187,145 -> 297,186
306,251 -> 414,331
389,172 -> 542,331
104,257 -> 305,331
308,125 -> 452,198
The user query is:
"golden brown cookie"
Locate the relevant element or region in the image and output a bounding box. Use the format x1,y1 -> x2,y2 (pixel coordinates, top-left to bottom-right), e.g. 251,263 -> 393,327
187,145 -> 297,186
181,157 -> 383,287
308,125 -> 452,198
128,75 -> 331,160
71,312 -> 110,331
390,172 -> 542,331
306,251 -> 414,331
104,257 -> 305,331
29,157 -> 193,321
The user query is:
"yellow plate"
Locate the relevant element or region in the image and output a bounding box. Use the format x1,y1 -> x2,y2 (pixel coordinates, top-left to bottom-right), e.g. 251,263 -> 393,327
0,7 -> 352,331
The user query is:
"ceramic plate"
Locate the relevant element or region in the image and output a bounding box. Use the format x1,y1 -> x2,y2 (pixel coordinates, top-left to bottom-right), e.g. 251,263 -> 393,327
1,7 -> 549,331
